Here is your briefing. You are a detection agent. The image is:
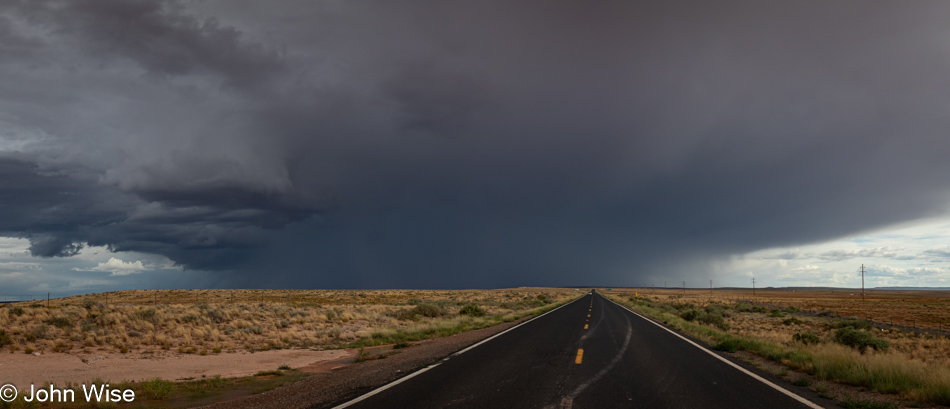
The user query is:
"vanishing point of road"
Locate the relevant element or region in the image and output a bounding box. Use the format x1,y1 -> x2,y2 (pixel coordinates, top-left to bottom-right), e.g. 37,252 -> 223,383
327,291 -> 824,409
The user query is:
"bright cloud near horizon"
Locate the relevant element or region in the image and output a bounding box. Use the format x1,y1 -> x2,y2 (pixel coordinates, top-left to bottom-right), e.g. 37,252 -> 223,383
3,1 -> 950,297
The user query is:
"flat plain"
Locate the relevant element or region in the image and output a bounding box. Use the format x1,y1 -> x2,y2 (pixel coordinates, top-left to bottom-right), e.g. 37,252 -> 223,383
0,288 -> 575,407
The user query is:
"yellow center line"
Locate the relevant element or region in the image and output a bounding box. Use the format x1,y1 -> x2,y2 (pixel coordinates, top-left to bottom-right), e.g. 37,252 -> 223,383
575,348 -> 584,364
584,324 -> 588,329
587,314 -> 590,317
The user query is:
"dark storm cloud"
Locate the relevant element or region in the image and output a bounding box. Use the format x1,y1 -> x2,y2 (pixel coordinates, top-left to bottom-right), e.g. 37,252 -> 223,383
7,0 -> 283,87
2,0 -> 950,290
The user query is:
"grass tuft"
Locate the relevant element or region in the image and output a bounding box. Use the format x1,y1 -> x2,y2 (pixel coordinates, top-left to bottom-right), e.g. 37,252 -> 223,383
142,377 -> 175,400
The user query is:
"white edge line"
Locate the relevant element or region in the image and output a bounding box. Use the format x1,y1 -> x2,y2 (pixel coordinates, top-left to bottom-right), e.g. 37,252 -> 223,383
330,295 -> 585,409
604,296 -> 824,409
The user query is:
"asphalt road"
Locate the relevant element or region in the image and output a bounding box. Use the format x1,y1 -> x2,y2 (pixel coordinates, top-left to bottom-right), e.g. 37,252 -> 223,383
331,292 -> 820,409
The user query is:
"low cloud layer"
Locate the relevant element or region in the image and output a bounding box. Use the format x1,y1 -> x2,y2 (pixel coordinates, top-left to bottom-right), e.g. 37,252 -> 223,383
3,0 -> 950,292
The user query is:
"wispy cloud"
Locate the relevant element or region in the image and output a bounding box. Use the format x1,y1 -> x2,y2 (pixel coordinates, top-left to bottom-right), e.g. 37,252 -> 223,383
867,264 -> 947,278
922,247 -> 950,259
816,247 -> 914,262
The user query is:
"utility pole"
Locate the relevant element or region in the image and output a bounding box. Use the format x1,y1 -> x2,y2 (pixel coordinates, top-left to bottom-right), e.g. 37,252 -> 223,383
683,281 -> 686,295
860,264 -> 866,301
710,279 -> 713,295
752,276 -> 756,297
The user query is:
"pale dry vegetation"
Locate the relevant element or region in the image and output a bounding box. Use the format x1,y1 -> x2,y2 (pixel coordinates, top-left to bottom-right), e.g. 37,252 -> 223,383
0,288 -> 576,356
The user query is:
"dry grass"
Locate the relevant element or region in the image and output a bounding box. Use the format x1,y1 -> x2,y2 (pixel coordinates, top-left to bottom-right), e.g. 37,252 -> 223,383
0,288 -> 577,356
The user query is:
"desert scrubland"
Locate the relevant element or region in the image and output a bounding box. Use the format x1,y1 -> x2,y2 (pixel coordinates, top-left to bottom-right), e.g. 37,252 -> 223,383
605,288 -> 950,407
0,288 -> 575,356
0,288 -> 576,407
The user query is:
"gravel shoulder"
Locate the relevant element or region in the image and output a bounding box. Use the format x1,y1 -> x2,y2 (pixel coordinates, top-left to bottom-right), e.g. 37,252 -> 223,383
199,316 -> 535,409
1,348 -> 350,390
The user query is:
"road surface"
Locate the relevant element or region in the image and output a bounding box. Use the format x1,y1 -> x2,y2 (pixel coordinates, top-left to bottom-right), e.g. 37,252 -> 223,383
329,292 -> 821,409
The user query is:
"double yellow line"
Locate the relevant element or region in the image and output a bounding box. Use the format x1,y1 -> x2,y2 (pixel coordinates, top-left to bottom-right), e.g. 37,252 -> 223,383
577,294 -> 593,364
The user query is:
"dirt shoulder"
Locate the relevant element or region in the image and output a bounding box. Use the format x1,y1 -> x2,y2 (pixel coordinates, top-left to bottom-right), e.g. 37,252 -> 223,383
199,316 -> 534,409
1,348 -> 351,390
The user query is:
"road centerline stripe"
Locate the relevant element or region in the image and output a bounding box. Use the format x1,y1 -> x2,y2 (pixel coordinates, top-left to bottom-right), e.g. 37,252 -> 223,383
574,348 -> 584,364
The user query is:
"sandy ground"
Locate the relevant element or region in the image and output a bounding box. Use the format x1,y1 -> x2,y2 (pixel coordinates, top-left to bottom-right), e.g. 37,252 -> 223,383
1,348 -> 350,390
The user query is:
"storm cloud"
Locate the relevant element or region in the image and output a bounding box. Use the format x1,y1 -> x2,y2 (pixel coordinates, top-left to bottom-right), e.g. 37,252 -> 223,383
3,0 -> 950,291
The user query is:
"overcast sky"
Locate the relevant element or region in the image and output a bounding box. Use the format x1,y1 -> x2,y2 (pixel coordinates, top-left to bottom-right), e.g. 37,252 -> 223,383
3,0 -> 950,297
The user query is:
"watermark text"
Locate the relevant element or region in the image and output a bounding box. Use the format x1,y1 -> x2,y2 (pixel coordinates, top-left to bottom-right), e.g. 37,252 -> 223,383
0,383 -> 135,403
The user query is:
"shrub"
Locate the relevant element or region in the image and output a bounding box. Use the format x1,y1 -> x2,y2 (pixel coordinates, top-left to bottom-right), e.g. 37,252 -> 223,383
0,330 -> 11,347
413,304 -> 445,318
783,306 -> 802,313
396,304 -> 447,320
792,332 -> 821,345
735,303 -> 755,312
698,312 -> 730,330
736,303 -> 768,313
8,307 -> 24,317
142,378 -> 175,400
834,327 -> 889,352
354,347 -> 372,363
206,309 -> 228,323
769,309 -> 785,318
44,316 -> 73,329
212,347 -> 222,353
783,317 -> 803,326
28,324 -> 49,341
713,338 -> 740,353
82,298 -> 98,309
831,318 -> 873,331
680,309 -> 700,321
459,304 -> 486,317
180,315 -> 199,324
705,304 -> 731,318
135,309 -> 157,321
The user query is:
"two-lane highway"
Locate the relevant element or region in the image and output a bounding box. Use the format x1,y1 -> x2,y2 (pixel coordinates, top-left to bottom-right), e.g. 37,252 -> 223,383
329,292 -> 821,409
